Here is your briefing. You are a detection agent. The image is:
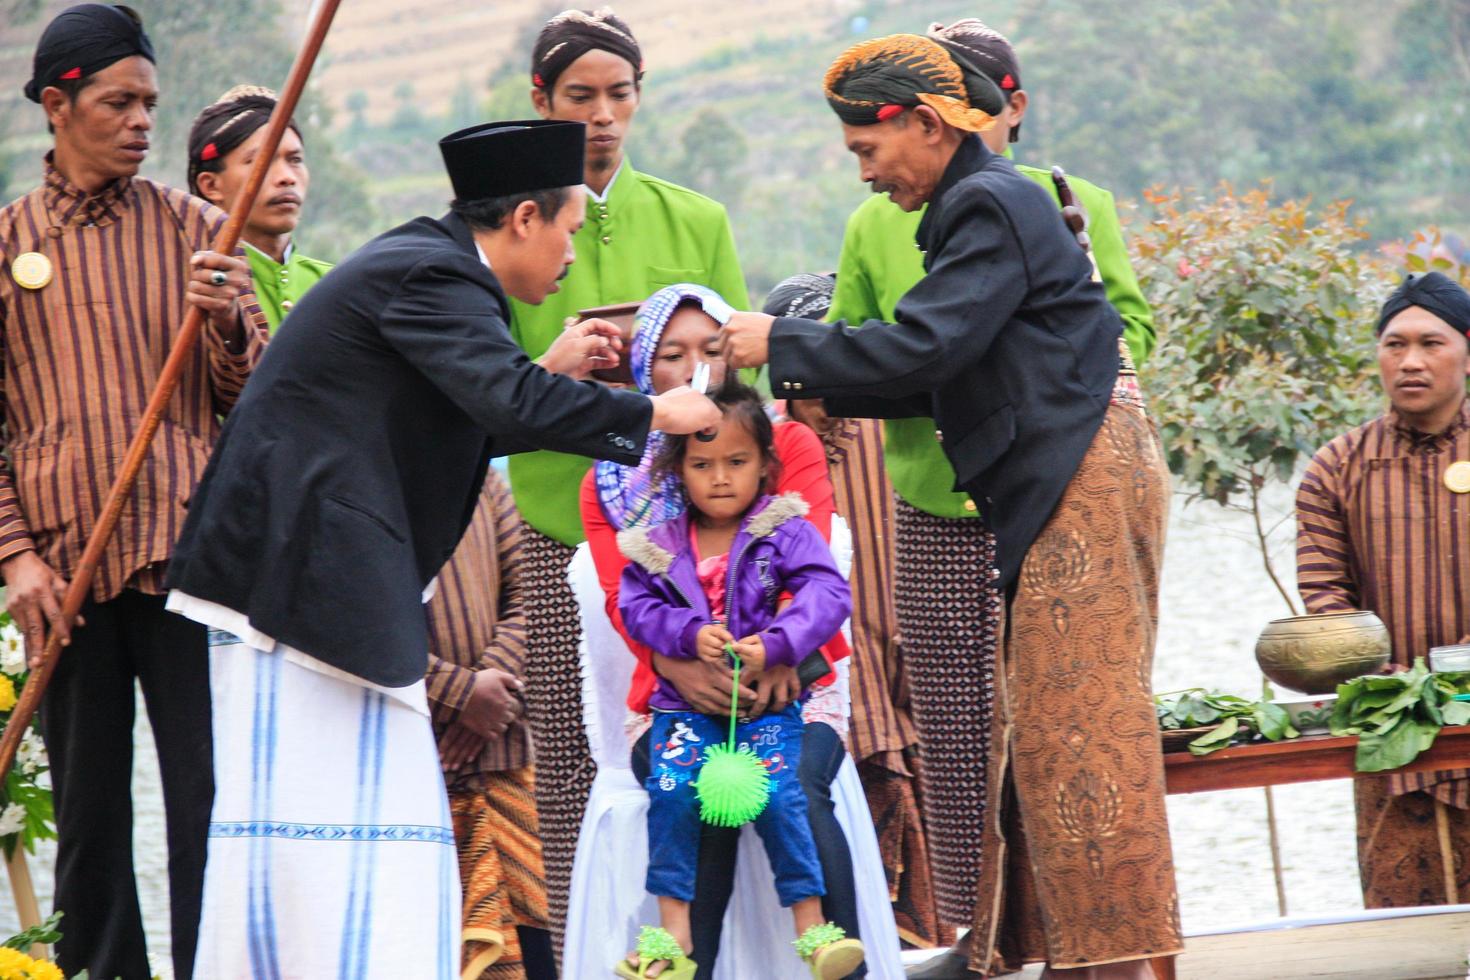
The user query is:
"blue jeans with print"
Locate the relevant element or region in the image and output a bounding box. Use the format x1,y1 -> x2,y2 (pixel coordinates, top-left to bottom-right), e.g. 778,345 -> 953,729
645,704 -> 824,907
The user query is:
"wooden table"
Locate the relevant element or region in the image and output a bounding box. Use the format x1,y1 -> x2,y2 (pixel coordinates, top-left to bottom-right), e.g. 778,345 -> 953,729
1163,723 -> 1470,794
1143,725 -> 1470,979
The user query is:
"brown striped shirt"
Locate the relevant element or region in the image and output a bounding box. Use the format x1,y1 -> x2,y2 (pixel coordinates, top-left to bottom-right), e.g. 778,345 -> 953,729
819,415 -> 918,772
426,469 -> 531,781
1297,400 -> 1470,803
0,157 -> 267,600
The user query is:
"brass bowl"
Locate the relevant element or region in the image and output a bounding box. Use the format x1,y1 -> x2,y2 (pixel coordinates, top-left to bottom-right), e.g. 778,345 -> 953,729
1254,610 -> 1391,694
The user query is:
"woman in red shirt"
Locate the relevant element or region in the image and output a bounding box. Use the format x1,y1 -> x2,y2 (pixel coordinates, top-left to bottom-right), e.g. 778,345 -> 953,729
579,283 -> 865,978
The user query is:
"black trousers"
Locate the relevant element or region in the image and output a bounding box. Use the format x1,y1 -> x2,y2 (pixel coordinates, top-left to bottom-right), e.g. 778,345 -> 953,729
633,720 -> 865,979
39,590 -> 212,980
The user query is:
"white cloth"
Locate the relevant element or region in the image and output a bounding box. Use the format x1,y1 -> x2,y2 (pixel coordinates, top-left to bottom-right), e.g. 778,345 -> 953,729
166,590 -> 430,713
190,630 -> 459,978
563,536 -> 905,979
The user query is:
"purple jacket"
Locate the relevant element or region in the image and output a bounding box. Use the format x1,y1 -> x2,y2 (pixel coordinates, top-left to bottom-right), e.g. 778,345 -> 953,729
617,493 -> 852,712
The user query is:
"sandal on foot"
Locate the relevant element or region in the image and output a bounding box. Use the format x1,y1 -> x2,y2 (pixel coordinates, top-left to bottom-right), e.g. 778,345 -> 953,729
613,925 -> 697,979
795,922 -> 866,979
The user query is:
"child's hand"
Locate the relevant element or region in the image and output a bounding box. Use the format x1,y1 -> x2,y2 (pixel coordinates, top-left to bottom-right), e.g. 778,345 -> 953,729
732,634 -> 767,673
696,623 -> 736,663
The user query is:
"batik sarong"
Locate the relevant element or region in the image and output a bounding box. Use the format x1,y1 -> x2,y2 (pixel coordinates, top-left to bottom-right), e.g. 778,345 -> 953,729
518,529 -> 592,951
451,765 -> 549,979
1356,776 -> 1470,907
892,501 -> 1002,927
972,403 -> 1183,974
193,630 -> 460,978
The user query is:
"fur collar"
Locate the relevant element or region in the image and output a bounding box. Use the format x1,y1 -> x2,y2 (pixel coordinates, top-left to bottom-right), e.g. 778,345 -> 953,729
617,492 -> 810,574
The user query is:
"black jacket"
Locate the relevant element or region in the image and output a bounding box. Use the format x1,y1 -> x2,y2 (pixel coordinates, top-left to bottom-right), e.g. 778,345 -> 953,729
769,137 -> 1120,590
166,212 -> 652,686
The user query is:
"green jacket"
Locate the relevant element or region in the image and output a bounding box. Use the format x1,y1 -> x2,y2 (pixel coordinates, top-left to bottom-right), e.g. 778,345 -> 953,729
507,162 -> 749,544
826,162 -> 1154,519
244,243 -> 333,334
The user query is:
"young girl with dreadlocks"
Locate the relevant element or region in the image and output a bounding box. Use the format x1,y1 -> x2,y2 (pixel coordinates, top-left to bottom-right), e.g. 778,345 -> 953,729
614,379 -> 865,979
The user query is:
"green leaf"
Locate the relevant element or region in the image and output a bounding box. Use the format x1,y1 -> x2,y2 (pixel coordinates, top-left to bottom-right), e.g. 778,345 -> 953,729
1188,717 -> 1241,756
2,909 -> 63,948
1251,702 -> 1299,741
1355,715 -> 1439,773
1442,701 -> 1470,727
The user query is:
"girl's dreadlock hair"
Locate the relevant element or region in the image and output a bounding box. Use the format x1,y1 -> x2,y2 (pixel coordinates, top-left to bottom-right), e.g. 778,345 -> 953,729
652,378 -> 782,495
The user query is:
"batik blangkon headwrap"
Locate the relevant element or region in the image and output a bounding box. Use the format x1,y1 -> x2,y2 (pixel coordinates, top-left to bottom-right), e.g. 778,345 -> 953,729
763,273 -> 835,321
531,7 -> 644,92
594,283 -> 736,530
823,33 -> 1002,133
187,85 -> 301,196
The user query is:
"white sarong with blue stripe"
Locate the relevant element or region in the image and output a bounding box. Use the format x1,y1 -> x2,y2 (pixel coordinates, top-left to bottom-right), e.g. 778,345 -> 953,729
175,606 -> 459,978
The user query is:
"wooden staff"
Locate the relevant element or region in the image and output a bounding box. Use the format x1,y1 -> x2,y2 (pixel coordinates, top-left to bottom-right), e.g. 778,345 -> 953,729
0,0 -> 346,783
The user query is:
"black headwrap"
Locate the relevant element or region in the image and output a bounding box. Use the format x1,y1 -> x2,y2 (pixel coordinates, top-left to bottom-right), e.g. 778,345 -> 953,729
187,86 -> 300,196
24,4 -> 154,104
762,273 -> 836,321
927,19 -> 1023,141
531,7 -> 643,92
1376,272 -> 1470,339
824,33 -> 1002,131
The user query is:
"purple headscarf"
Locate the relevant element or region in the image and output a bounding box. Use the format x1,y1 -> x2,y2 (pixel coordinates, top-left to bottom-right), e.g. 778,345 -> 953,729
594,283 -> 734,530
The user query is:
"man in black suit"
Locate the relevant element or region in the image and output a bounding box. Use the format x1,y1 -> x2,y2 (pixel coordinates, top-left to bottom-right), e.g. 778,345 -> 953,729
162,119 -> 720,971
720,36 -> 1180,980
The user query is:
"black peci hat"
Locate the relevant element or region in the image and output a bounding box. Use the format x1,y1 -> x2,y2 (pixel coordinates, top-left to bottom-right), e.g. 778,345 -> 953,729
438,119 -> 586,202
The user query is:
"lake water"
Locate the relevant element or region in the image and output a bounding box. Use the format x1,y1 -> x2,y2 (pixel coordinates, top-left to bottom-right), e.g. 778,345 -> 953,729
0,488 -> 1364,977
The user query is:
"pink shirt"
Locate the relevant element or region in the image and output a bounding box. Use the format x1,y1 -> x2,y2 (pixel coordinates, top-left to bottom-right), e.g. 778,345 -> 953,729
690,523 -> 731,622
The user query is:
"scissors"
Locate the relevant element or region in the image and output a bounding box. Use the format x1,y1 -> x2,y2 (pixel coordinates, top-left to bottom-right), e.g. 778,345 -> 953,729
692,362 -> 717,441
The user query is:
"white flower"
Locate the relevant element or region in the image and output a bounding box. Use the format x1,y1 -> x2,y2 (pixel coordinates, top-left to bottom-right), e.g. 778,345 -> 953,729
16,731 -> 45,777
0,803 -> 26,837
0,624 -> 23,677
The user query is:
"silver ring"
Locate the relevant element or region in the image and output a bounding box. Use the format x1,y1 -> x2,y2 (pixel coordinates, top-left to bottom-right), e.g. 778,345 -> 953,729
209,270 -> 228,287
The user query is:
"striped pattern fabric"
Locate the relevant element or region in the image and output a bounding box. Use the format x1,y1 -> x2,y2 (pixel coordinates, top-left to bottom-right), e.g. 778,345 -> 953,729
450,766 -> 549,979
0,157 -> 267,600
819,418 -> 916,769
427,470 -> 532,775
1297,403 -> 1470,803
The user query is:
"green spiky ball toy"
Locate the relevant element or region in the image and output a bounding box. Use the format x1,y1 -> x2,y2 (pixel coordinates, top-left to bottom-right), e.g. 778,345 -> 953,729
693,644 -> 773,827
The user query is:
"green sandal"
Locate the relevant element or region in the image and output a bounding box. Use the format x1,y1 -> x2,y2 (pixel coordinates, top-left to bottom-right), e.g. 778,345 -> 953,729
794,922 -> 866,979
613,925 -> 697,979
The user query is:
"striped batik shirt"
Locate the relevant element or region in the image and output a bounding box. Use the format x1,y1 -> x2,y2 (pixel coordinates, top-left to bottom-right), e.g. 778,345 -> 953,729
426,469 -> 532,782
0,156 -> 267,600
1297,400 -> 1470,803
820,416 -> 919,772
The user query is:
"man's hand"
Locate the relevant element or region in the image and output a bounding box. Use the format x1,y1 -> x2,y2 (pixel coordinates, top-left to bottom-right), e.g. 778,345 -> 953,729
747,663 -> 800,718
718,312 -> 775,369
1,551 -> 72,668
696,623 -> 736,664
648,386 -> 721,435
538,317 -> 624,379
439,721 -> 485,772
460,668 -> 523,740
187,251 -> 249,344
654,653 -> 754,716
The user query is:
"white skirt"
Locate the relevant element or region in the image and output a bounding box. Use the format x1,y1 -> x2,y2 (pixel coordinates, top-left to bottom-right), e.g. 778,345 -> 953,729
194,631 -> 460,979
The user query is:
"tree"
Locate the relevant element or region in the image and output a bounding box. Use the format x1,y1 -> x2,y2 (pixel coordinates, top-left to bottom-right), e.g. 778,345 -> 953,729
1133,184 -> 1392,612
